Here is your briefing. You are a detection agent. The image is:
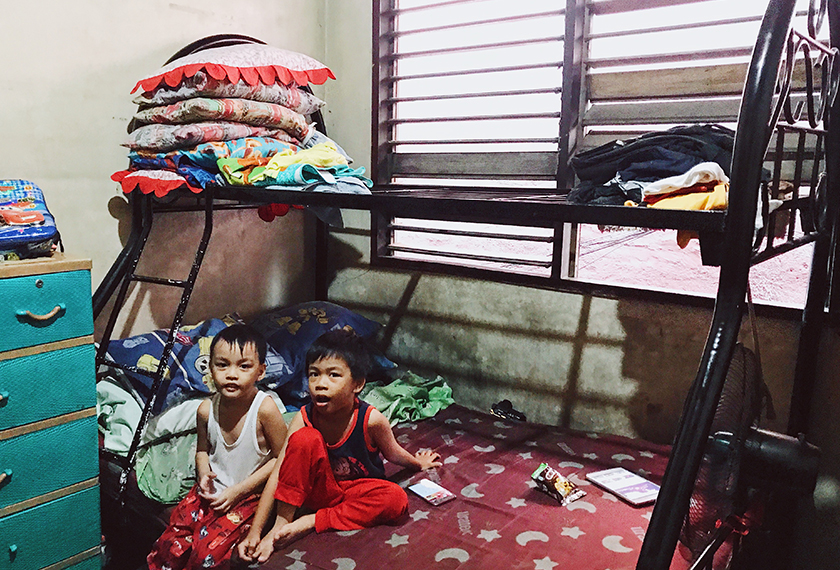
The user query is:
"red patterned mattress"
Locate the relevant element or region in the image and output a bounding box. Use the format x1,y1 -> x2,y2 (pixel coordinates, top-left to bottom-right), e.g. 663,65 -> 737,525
257,404 -> 671,570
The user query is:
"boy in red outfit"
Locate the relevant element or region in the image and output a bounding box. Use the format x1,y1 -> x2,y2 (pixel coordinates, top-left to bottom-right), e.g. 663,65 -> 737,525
237,329 -> 441,563
147,325 -> 287,570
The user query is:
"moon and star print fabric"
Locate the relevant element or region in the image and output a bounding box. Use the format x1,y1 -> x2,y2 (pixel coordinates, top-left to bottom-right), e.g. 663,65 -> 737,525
258,404 -> 669,570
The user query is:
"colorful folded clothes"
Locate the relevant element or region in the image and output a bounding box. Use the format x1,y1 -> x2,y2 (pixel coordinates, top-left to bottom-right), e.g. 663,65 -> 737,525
218,142 -> 371,187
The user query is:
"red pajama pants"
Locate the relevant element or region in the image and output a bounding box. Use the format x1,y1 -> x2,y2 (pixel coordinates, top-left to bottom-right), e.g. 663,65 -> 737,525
274,426 -> 408,533
147,486 -> 260,570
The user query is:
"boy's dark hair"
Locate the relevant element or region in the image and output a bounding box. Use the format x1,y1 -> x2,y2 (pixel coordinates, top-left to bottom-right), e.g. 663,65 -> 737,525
210,324 -> 267,365
305,328 -> 372,382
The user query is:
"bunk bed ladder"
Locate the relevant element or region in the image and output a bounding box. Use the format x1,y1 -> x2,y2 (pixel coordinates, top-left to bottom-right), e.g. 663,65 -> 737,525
94,188 -> 216,502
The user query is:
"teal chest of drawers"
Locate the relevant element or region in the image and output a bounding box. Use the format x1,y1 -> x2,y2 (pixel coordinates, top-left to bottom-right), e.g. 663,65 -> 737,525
0,255 -> 100,570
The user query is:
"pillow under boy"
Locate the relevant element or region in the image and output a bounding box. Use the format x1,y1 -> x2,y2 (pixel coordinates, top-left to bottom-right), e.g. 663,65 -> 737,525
132,72 -> 326,116
249,301 -> 396,410
131,43 -> 335,96
132,98 -> 310,139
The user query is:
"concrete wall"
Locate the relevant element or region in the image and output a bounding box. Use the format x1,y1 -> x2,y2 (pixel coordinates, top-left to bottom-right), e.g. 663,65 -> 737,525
1,0 -> 327,336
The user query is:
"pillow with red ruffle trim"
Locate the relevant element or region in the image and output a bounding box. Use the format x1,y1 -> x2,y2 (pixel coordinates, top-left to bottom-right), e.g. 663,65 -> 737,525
131,43 -> 335,95
111,169 -> 202,198
132,74 -> 326,116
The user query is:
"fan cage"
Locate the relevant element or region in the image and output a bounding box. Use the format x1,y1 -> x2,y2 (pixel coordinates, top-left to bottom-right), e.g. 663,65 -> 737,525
680,344 -> 761,562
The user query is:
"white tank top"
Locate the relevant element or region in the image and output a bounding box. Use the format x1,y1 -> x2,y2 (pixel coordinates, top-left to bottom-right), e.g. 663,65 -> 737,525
206,390 -> 271,494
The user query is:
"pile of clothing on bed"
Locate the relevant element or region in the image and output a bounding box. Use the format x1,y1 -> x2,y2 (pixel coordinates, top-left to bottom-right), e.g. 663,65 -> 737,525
568,124 -> 781,247
96,301 -> 454,507
567,124 -> 736,210
110,42 -> 371,223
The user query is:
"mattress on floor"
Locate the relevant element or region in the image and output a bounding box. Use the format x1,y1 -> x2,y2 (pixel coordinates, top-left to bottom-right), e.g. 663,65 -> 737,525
258,403 -> 671,570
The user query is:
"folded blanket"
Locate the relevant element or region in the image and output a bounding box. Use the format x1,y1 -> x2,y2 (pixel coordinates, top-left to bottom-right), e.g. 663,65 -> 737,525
133,98 -> 310,140
129,137 -> 299,170
124,122 -> 299,152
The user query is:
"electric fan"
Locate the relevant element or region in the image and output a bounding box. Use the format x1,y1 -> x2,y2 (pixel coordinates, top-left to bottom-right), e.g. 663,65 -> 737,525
678,343 -> 761,567
677,342 -> 822,570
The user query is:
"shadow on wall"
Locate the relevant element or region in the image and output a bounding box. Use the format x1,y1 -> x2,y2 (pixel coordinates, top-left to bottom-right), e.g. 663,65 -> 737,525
325,230 -> 802,445
616,300 -> 711,444
618,299 -> 799,442
94,195 -> 314,341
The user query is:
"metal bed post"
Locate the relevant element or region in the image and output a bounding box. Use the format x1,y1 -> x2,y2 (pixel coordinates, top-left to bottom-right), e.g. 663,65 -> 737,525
315,218 -> 330,301
93,192 -> 148,320
95,193 -> 154,360
788,0 -> 840,438
95,189 -> 217,500
636,1 -> 798,568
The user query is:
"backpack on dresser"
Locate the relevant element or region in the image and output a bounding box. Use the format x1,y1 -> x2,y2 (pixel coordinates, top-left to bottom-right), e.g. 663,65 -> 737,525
0,179 -> 61,261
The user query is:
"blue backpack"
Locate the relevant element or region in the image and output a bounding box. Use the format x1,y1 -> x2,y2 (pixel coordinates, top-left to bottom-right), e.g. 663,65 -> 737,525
0,179 -> 61,260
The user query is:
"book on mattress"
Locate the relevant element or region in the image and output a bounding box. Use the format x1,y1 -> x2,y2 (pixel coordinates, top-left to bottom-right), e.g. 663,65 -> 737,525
586,467 -> 660,506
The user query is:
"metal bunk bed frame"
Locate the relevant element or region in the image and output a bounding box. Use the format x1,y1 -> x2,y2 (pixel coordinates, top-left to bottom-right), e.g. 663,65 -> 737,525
93,1 -> 840,568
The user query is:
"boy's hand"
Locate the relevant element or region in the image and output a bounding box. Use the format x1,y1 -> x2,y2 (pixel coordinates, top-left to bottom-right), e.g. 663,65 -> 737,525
253,534 -> 277,563
197,471 -> 217,499
414,449 -> 442,470
237,531 -> 261,562
209,484 -> 244,513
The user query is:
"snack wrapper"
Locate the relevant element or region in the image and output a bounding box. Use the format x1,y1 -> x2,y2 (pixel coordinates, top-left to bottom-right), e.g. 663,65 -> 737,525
531,463 -> 586,506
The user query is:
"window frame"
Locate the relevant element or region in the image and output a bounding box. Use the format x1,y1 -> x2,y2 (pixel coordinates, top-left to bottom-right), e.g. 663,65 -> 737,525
366,0 -> 831,320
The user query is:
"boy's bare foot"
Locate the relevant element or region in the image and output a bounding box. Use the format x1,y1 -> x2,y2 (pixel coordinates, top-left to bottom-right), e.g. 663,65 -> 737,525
273,514 -> 316,550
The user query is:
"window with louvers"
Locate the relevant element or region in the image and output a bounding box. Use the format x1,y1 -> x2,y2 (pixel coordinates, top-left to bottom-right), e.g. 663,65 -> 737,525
371,0 -> 825,308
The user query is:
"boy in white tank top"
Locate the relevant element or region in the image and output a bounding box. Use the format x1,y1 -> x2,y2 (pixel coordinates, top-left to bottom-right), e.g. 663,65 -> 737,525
147,324 -> 287,570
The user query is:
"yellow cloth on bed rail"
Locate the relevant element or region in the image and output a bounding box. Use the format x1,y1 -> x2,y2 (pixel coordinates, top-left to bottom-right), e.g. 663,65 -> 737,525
649,182 -> 728,248
625,182 -> 729,248
648,182 -> 728,212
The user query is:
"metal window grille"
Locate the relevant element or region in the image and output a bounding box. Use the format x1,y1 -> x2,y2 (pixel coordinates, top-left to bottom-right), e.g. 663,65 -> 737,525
370,0 -> 823,305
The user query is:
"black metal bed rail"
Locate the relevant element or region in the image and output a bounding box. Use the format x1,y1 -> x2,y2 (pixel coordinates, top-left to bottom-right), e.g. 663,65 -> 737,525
94,188 -> 215,502
637,1 -> 840,568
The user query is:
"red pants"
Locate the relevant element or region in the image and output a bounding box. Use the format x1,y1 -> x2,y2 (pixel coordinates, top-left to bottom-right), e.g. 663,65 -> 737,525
274,426 -> 408,533
147,486 -> 260,570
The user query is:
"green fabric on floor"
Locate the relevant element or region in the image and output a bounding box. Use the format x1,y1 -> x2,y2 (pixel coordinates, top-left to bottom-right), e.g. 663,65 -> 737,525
360,370 -> 455,425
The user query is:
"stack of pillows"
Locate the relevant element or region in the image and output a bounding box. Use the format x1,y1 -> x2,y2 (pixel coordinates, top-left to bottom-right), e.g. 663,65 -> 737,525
112,42 -> 371,205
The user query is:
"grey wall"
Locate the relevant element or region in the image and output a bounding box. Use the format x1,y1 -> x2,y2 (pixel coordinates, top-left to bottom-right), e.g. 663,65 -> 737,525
322,0 -> 803,440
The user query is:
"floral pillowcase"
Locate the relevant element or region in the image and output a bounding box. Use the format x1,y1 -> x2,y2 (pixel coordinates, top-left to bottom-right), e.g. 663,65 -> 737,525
123,122 -> 300,152
133,98 -> 310,140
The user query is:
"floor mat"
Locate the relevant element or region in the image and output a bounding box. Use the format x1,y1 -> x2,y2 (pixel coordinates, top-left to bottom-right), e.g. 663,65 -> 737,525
257,404 -> 670,570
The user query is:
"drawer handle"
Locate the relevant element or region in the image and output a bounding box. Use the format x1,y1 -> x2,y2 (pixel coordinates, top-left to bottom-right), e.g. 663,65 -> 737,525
0,469 -> 10,486
0,391 -> 7,404
16,303 -> 65,321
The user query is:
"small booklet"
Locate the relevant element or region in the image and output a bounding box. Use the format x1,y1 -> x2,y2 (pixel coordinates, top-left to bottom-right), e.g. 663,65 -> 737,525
585,467 -> 660,506
409,478 -> 457,506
